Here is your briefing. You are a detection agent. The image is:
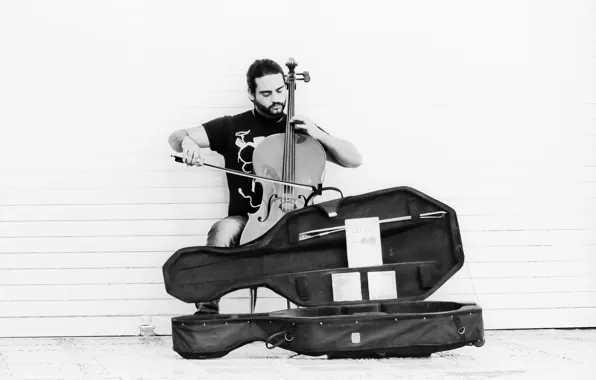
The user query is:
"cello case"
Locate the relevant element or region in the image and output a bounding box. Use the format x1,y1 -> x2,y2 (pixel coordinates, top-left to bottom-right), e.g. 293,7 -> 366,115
162,186 -> 485,359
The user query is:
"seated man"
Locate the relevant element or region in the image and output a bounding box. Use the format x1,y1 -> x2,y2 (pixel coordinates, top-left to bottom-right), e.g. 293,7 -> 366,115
168,58 -> 363,314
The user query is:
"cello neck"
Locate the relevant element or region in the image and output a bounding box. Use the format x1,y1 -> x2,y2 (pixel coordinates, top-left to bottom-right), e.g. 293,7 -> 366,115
282,58 -> 298,188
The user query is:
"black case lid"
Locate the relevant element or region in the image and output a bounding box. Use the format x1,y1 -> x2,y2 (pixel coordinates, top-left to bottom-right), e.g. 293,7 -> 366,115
162,186 -> 464,307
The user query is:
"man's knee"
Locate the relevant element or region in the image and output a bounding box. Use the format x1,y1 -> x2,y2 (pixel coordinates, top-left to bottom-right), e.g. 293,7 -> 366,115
206,216 -> 247,247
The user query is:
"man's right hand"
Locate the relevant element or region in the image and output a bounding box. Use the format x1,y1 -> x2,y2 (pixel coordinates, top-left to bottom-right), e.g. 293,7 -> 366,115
181,136 -> 205,166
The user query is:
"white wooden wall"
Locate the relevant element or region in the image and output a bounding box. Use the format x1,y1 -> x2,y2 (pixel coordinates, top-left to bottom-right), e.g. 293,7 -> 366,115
0,0 -> 594,337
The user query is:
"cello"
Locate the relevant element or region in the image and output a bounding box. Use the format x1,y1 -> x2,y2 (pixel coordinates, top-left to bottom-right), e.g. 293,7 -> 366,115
239,58 -> 327,244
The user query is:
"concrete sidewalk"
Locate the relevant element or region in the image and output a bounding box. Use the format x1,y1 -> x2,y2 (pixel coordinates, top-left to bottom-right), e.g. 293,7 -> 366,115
0,329 -> 594,380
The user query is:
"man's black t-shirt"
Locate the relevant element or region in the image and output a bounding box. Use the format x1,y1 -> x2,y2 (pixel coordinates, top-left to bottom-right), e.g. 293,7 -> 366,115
203,109 -> 288,217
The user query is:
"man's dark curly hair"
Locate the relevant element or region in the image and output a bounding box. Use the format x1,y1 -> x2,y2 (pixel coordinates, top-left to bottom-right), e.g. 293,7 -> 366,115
246,59 -> 285,95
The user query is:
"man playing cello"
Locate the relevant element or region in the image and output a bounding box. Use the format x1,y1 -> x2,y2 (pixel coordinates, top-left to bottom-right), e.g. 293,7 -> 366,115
168,58 -> 362,314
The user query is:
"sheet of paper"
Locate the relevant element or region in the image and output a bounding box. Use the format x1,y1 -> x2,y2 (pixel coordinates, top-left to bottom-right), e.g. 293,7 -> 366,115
331,272 -> 362,302
367,271 -> 398,300
344,217 -> 383,268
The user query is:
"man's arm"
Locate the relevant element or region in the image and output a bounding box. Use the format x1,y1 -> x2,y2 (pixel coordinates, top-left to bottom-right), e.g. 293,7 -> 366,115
168,125 -> 211,153
316,132 -> 363,168
290,115 -> 363,168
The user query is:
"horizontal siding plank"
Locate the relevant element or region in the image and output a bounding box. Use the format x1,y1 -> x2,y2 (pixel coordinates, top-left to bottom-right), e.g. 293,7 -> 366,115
476,292 -> 596,310
0,149 -> 228,172
0,284 -> 303,303
2,230 -> 594,253
0,204 -> 227,222
3,293 -> 595,318
0,246 -> 593,271
0,268 -> 469,286
356,164 -> 596,183
0,297 -> 289,318
2,158 -> 594,182
0,282 -> 386,302
0,220 -> 217,238
2,266 -> 595,289
458,214 -> 596,231
0,187 -> 227,206
0,252 -> 176,269
1,285 -> 264,301
427,292 -> 596,309
0,196 -> 594,223
0,299 -> 196,317
435,277 -> 596,294
0,170 -> 226,190
2,164 -> 594,185
0,316 -> 176,337
1,268 -> 592,290
424,293 -> 479,303
2,214 -> 594,238
0,236 -> 207,253
460,229 -> 596,246
0,285 -> 341,302
12,125 -> 589,155
0,306 -> 594,338
465,245 -> 596,262
0,268 -> 166,285
2,283 -> 178,301
470,277 -> 596,293
0,301 -> 289,338
483,308 -> 596,329
448,198 -> 596,215
0,246 -> 596,270
1,171 -> 595,197
468,261 -> 596,278
5,154 -> 596,180
0,245 -> 593,270
368,183 -> 596,201
0,283 -> 469,303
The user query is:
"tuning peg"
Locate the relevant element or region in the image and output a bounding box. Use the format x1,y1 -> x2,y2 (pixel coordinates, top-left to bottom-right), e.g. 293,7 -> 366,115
296,71 -> 310,82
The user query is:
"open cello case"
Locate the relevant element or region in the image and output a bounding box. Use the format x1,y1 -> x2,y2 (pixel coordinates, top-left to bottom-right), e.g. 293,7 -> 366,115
162,185 -> 485,359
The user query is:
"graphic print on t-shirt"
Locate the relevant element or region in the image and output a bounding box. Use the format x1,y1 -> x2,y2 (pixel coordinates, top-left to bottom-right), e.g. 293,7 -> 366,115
234,131 -> 255,173
234,130 -> 264,211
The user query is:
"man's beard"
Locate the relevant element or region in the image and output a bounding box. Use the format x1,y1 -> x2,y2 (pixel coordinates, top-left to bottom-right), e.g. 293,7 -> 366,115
254,100 -> 285,119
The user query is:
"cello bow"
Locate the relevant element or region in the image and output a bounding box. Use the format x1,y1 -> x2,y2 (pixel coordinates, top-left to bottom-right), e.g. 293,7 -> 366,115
170,154 -> 316,192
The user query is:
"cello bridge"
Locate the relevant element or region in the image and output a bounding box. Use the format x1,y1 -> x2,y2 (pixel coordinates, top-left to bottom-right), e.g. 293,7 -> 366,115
280,199 -> 297,213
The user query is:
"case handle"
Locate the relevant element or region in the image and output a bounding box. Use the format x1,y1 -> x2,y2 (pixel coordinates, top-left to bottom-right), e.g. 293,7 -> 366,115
452,315 -> 467,341
265,330 -> 294,349
305,185 -> 344,209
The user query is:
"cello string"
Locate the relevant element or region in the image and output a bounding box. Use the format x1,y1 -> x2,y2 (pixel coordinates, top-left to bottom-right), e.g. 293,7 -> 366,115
293,80 -> 296,204
283,80 -> 291,205
285,80 -> 292,206
290,80 -> 296,203
287,77 -> 294,208
283,77 -> 291,206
